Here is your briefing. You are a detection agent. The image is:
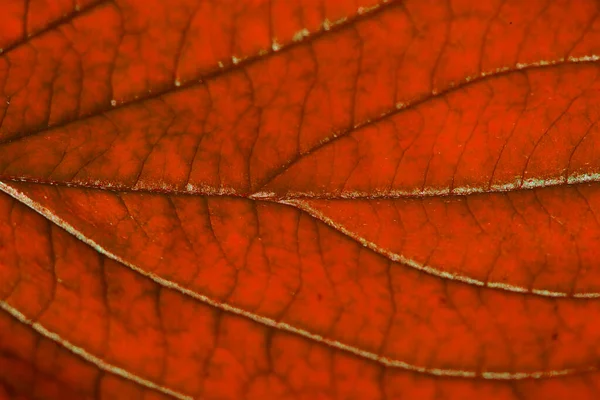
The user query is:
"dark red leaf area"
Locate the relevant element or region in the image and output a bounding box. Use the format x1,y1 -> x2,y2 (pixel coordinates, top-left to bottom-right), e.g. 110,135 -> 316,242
2,0 -> 600,399
0,304 -> 170,400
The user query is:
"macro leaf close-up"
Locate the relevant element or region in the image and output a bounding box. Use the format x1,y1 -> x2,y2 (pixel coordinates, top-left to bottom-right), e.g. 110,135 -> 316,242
2,0 -> 600,399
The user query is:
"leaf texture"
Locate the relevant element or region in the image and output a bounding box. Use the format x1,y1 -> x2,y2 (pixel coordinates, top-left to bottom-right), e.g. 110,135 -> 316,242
2,0 -> 600,399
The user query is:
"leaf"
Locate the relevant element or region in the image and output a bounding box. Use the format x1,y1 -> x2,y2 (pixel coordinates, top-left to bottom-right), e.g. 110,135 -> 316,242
2,0 -> 600,399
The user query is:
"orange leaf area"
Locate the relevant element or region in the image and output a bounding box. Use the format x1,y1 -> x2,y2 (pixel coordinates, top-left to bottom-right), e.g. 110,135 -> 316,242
2,0 -> 600,399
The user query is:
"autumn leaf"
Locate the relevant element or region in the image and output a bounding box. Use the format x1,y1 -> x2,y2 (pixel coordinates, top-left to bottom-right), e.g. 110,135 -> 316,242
2,0 -> 600,399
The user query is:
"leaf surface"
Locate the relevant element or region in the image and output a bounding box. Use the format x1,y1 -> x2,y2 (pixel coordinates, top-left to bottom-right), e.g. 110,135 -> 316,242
2,0 -> 600,399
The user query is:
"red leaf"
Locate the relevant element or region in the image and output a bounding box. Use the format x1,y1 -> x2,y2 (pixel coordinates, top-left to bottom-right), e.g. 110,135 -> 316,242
2,0 -> 600,399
